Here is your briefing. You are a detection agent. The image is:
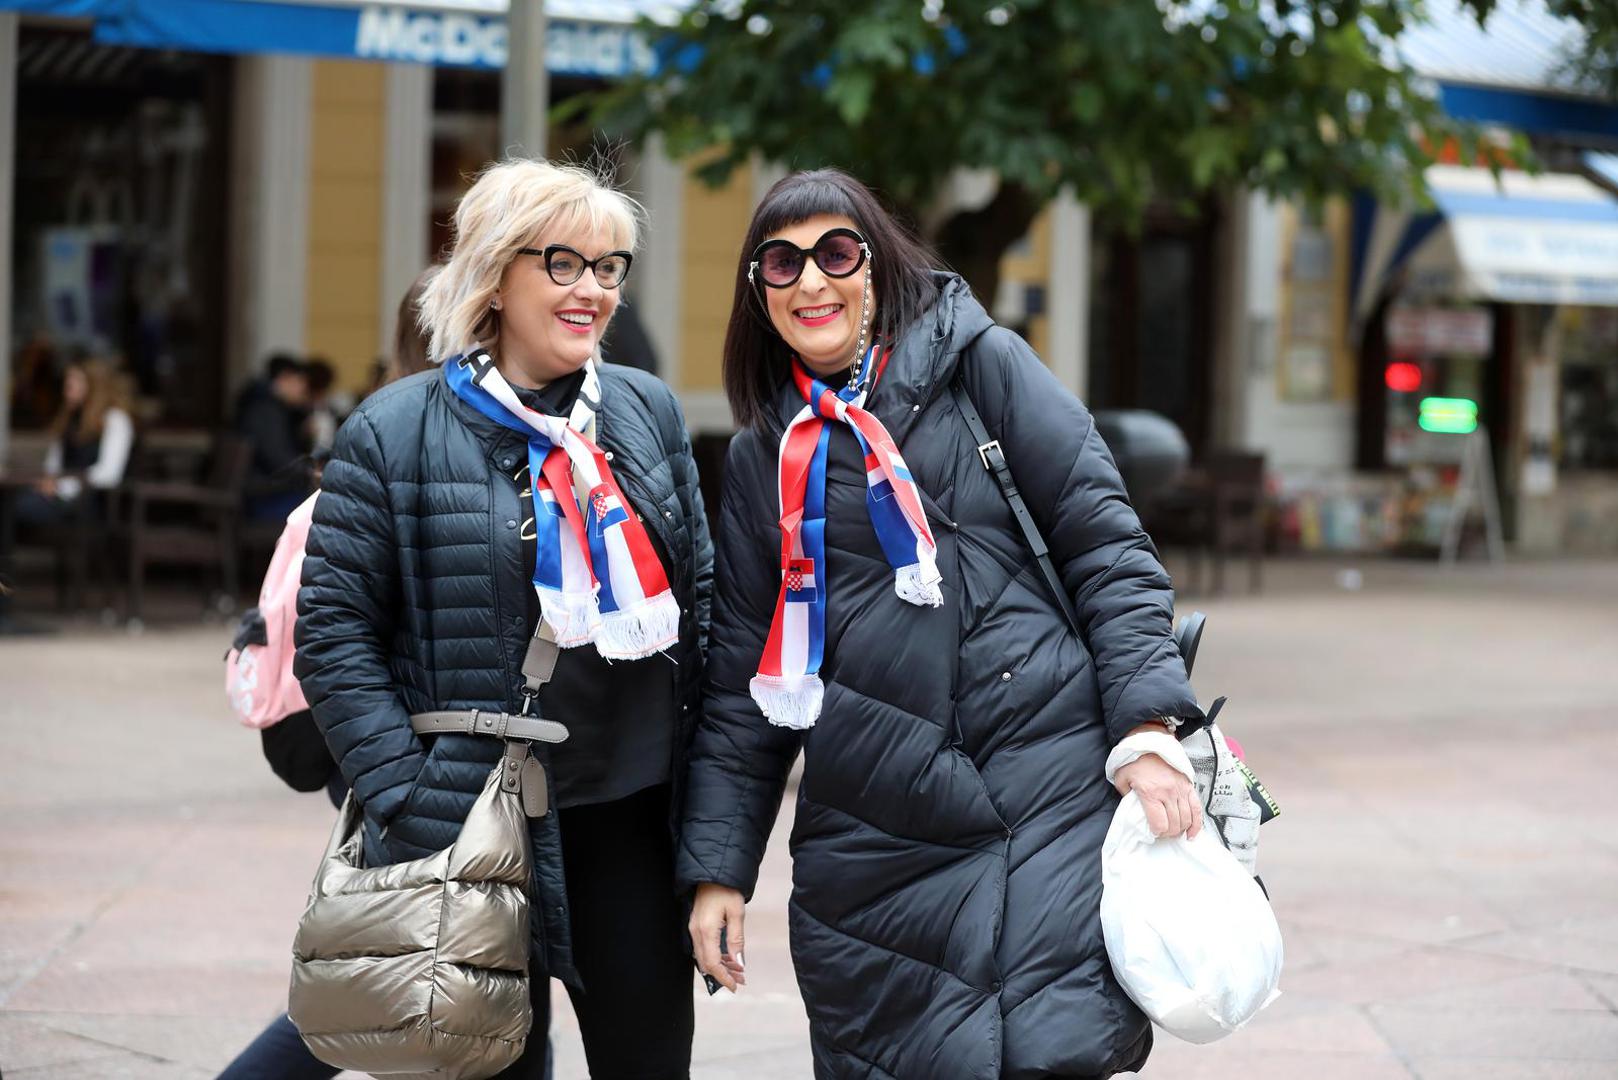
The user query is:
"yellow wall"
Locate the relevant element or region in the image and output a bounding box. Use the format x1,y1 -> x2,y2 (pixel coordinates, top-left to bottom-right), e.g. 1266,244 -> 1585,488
677,159 -> 754,393
304,60 -> 386,390
1276,199 -> 1356,403
995,206 -> 1054,360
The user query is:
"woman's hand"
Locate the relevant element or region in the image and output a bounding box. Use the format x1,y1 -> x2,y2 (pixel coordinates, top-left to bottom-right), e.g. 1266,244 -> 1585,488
690,883 -> 747,992
1114,723 -> 1202,840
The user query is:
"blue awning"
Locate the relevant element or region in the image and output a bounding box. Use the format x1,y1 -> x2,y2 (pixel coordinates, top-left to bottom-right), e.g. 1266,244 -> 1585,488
1587,151 -> 1618,192
1398,0 -> 1618,143
0,0 -> 681,75
1354,166 -> 1618,320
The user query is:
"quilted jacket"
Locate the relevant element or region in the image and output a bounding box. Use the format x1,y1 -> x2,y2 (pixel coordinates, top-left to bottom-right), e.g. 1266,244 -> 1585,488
678,277 -> 1204,1078
296,362 -> 712,986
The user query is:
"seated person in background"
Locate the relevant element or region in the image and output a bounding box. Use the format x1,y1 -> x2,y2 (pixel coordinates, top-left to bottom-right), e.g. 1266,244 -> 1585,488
236,353 -> 313,522
16,357 -> 136,527
303,357 -> 353,456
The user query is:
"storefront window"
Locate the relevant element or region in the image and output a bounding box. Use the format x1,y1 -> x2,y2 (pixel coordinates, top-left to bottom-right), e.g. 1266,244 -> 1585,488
8,27 -> 232,432
1557,306 -> 1618,471
1382,304 -> 1493,465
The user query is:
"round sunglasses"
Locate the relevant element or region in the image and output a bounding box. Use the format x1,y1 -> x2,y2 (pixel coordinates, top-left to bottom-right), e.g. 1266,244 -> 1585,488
748,228 -> 870,289
517,244 -> 634,289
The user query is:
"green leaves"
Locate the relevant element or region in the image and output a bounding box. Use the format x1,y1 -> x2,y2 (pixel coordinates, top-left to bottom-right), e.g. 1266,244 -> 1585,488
826,69 -> 877,125
573,0 -> 1604,286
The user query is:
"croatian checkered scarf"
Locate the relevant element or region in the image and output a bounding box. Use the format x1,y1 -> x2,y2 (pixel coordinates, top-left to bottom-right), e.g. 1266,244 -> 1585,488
751,344 -> 943,729
446,350 -> 679,659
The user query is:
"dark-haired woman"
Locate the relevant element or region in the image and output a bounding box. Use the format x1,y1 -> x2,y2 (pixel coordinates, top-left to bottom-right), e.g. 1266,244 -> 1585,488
681,169 -> 1206,1079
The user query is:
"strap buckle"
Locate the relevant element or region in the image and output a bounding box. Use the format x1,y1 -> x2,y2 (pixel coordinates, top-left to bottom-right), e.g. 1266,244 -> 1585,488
468,707 -> 511,738
976,439 -> 1004,471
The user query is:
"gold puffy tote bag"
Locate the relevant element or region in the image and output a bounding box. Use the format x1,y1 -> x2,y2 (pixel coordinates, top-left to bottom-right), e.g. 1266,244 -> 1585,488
289,637 -> 567,1079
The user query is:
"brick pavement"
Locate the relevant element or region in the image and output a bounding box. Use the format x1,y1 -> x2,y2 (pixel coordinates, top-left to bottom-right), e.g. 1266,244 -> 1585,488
2,558 -> 1616,1079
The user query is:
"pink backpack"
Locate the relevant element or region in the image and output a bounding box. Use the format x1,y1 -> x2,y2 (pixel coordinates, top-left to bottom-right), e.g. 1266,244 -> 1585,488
225,493 -> 317,728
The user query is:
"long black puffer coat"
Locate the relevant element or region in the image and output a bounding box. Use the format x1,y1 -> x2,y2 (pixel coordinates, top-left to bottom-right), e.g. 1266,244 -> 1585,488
678,276 -> 1204,1079
296,362 -> 712,986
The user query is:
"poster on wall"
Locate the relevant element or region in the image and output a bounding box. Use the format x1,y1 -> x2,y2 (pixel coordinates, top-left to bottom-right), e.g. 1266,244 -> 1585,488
1281,342 -> 1332,400
1279,210 -> 1346,403
41,226 -> 124,352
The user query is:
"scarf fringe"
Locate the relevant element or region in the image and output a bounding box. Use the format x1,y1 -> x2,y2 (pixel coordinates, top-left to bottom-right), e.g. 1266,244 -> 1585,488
537,588 -> 604,648
597,594 -> 682,660
749,674 -> 824,730
895,560 -> 944,608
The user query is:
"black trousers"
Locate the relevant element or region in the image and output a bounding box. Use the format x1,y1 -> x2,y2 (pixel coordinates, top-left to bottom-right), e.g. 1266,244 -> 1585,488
496,783 -> 694,1080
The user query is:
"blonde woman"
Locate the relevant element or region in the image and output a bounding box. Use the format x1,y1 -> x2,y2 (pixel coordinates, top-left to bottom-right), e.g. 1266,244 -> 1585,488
295,160 -> 711,1079
17,357 -> 135,526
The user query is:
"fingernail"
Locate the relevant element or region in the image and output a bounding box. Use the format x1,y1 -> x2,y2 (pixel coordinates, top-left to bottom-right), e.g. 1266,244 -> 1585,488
736,951 -> 745,969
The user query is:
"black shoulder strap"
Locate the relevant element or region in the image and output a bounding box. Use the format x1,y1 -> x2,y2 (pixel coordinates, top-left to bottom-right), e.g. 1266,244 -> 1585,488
949,376 -> 1084,641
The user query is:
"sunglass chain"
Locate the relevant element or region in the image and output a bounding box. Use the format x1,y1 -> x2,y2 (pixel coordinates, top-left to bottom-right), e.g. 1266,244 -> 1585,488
848,264 -> 874,388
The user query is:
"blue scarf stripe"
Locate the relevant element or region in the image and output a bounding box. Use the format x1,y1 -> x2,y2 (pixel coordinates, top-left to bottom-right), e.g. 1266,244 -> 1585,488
530,444 -> 567,592
802,424 -> 832,675
834,394 -> 919,574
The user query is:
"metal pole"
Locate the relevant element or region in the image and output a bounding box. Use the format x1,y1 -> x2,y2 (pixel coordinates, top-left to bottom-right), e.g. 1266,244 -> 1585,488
0,14 -> 17,466
502,0 -> 549,160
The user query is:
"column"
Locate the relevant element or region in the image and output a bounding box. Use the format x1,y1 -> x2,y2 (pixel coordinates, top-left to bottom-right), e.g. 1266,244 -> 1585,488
1047,190 -> 1091,396
1229,190 -> 1280,450
502,1 -> 547,157
751,158 -> 786,207
227,55 -> 312,392
631,132 -> 685,390
378,62 -> 432,359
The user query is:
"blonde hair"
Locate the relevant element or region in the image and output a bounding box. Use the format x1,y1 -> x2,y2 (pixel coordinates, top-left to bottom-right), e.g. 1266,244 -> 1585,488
50,357 -> 134,440
419,158 -> 644,364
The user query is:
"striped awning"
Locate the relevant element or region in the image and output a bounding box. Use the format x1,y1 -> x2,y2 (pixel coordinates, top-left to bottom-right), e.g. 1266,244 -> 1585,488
1353,166 -> 1618,320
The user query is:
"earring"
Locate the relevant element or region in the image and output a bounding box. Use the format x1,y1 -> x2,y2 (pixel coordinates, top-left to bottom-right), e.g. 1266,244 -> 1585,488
491,297 -> 503,311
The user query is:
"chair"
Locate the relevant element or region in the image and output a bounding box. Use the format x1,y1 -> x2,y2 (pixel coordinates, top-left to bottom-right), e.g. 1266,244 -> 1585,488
1144,451 -> 1267,596
6,436 -> 146,616
44,491 -> 110,613
1205,451 -> 1267,595
120,434 -> 252,623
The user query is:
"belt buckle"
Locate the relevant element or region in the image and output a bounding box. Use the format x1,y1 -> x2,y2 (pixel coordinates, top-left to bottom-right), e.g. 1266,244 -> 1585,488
976,439 -> 1003,471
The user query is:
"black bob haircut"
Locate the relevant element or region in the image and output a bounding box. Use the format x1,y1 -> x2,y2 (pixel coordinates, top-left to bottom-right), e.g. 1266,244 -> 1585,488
722,169 -> 943,432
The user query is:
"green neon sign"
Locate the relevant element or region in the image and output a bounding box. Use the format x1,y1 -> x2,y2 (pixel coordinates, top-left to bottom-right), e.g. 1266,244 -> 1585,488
1418,397 -> 1478,434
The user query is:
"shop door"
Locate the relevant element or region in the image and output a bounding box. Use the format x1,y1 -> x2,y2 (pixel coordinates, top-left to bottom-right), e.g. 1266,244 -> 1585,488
1086,213 -> 1217,454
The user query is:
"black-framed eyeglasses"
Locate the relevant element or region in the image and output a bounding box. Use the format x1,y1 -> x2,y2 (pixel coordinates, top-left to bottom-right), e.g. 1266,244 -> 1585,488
748,228 -> 870,289
517,244 -> 634,289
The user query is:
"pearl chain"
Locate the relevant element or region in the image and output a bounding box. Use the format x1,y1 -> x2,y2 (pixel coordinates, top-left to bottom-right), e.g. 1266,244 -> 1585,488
847,263 -> 874,388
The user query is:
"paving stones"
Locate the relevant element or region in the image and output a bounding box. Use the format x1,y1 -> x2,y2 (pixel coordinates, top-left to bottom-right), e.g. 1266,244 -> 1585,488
2,558 -> 1617,1078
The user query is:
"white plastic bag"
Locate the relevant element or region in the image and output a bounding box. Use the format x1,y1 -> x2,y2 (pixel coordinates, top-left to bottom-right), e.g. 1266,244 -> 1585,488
1100,732 -> 1283,1044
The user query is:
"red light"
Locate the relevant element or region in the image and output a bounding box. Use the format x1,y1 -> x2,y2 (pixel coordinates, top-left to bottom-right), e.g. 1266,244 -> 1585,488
1385,362 -> 1422,393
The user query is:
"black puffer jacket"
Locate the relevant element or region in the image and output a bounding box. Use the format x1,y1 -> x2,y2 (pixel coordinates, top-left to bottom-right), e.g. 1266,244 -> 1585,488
296,362 -> 712,986
678,277 -> 1203,1079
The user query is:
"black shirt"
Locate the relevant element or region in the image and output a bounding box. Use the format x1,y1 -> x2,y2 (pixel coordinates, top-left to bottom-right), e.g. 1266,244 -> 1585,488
512,375 -> 677,809
59,409 -> 101,472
